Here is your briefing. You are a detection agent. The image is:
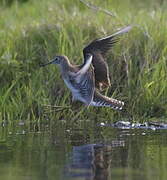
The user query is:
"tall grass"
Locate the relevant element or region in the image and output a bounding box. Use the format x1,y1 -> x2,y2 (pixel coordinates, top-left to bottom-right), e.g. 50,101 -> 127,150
0,0 -> 167,123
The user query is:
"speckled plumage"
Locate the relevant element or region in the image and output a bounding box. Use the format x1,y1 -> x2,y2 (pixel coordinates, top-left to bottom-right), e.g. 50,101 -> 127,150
41,26 -> 132,110
41,54 -> 95,106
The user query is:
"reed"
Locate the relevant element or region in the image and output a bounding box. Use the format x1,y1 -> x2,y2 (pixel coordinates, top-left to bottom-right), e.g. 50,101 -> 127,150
0,0 -> 167,123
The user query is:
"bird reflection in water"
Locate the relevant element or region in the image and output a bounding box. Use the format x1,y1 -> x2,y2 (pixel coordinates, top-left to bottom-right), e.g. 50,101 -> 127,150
64,141 -> 125,180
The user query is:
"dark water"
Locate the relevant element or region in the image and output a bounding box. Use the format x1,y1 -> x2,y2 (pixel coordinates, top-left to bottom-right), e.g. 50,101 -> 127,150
0,122 -> 167,180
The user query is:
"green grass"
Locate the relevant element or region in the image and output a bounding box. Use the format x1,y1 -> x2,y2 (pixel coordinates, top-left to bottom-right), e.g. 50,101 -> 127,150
0,0 -> 167,123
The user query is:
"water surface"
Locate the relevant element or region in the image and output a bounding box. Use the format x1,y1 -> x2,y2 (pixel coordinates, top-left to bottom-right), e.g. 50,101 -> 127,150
0,122 -> 167,180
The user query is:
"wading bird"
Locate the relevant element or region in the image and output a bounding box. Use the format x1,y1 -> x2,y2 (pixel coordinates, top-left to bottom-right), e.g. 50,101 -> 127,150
41,26 -> 131,110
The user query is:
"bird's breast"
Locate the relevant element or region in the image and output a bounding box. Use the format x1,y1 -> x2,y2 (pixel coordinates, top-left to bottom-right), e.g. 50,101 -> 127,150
63,77 -> 78,93
63,77 -> 87,103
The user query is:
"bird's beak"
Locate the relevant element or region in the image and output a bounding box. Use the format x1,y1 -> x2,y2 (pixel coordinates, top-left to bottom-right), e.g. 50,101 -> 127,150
40,59 -> 54,67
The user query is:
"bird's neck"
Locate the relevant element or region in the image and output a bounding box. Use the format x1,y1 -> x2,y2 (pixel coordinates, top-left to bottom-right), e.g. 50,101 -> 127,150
59,59 -> 73,75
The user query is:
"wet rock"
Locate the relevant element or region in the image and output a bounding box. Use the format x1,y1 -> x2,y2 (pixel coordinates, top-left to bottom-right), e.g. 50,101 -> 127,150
112,121 -> 167,130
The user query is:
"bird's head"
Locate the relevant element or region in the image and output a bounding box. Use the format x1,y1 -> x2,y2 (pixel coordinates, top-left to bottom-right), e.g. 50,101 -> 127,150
40,55 -> 69,67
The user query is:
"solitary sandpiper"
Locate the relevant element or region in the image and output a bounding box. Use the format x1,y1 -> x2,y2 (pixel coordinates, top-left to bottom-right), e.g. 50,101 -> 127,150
41,26 -> 131,110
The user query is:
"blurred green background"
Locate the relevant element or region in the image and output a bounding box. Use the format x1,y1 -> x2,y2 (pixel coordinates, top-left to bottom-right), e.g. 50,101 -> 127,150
0,0 -> 167,123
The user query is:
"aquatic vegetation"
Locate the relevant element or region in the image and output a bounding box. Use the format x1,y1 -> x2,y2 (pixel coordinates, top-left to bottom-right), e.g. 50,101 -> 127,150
0,0 -> 167,123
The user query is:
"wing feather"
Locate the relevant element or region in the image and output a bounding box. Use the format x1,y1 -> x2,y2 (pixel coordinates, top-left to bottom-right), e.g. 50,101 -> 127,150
76,54 -> 92,77
82,26 -> 132,89
69,54 -> 95,105
83,26 -> 132,60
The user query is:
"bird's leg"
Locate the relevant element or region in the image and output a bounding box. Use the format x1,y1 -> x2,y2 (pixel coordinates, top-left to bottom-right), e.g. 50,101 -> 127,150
72,96 -> 76,103
71,96 -> 83,107
83,103 -> 91,108
70,96 -> 76,105
99,83 -> 103,92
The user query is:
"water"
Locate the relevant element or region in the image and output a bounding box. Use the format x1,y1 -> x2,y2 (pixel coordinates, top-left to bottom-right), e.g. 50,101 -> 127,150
0,122 -> 167,180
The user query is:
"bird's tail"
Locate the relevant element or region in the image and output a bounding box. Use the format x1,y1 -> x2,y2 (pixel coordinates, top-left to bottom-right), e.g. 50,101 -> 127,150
91,90 -> 124,110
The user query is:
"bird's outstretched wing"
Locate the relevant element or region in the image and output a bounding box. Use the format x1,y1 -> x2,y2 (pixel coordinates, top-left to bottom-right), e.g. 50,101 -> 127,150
76,54 -> 93,76
83,26 -> 132,57
70,54 -> 95,105
83,26 -> 132,89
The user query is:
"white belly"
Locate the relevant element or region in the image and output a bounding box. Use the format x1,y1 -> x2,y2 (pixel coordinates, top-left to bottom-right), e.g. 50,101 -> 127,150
63,78 -> 87,104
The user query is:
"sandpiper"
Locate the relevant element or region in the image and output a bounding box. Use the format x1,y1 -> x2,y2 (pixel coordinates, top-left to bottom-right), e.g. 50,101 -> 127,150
41,54 -> 95,106
41,26 -> 131,110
